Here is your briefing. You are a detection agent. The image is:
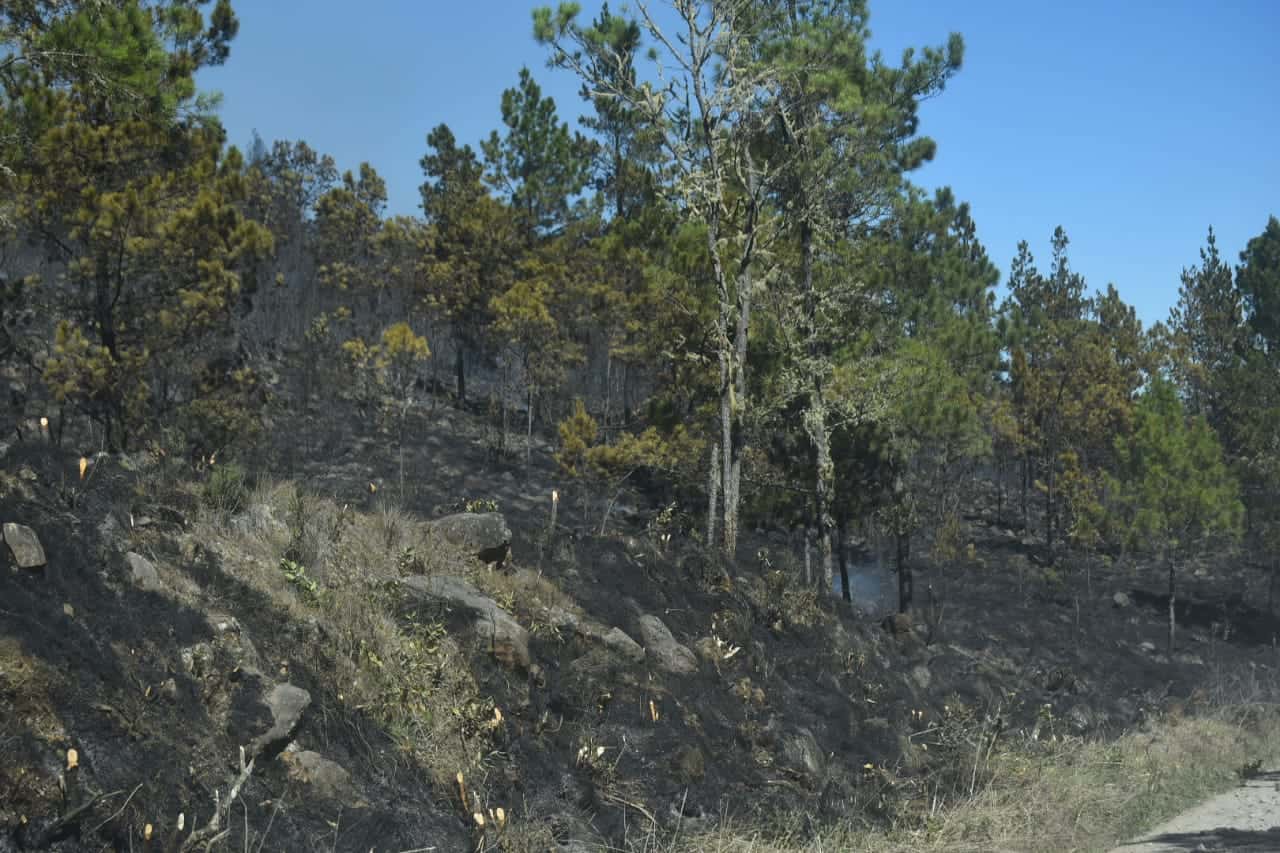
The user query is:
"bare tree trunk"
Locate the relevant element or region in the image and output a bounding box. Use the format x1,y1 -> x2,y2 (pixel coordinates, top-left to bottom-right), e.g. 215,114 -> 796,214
1021,453 -> 1029,530
1269,558 -> 1279,614
706,441 -> 720,551
1167,556 -> 1177,654
837,519 -> 851,603
897,530 -> 913,614
526,382 -> 534,471
455,343 -> 466,409
603,351 -> 612,428
814,413 -> 835,593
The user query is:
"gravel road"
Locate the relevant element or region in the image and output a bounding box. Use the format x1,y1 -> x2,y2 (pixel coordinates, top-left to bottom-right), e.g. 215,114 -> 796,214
1111,772 -> 1280,852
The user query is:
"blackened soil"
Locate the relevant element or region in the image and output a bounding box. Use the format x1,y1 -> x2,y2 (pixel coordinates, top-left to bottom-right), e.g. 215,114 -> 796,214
4,401 -> 1279,852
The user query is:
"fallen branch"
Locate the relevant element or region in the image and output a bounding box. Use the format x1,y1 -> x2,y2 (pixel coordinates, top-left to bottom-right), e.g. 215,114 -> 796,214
180,747 -> 255,852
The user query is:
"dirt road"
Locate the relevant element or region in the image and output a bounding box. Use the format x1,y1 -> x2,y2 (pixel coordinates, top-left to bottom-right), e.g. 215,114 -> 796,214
1111,771 -> 1280,852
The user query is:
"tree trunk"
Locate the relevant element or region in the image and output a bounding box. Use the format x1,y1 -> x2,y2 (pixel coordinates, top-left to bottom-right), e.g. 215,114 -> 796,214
1021,453 -> 1029,530
706,441 -> 720,551
1269,557 -> 1279,615
897,529 -> 913,614
622,361 -> 632,423
603,351 -> 612,428
837,520 -> 851,604
454,343 -> 466,409
724,257 -> 752,560
1167,556 -> 1177,654
814,416 -> 834,593
526,382 -> 535,471
1045,448 -> 1056,565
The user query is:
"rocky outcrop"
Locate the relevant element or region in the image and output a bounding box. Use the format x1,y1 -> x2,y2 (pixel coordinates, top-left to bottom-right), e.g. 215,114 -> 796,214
426,512 -> 511,565
280,748 -> 353,800
637,614 -> 697,674
401,575 -> 530,669
126,551 -> 163,592
246,682 -> 311,760
3,522 -> 46,569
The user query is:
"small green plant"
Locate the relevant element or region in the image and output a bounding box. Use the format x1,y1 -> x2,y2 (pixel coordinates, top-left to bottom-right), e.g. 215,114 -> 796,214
465,497 -> 499,514
279,557 -> 321,604
396,546 -> 426,576
203,463 -> 249,517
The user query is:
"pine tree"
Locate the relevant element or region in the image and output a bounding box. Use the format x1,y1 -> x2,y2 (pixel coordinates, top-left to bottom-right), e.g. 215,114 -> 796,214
1108,378 -> 1242,652
481,67 -> 593,246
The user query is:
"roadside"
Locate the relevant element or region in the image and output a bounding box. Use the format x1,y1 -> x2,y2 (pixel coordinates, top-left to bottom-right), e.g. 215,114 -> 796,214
1111,770 -> 1280,853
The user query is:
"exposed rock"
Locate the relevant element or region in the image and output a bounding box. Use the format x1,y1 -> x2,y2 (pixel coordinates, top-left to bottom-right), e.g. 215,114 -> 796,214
426,512 -> 511,565
1139,641 -> 1157,654
231,504 -> 286,539
250,683 -> 311,760
544,606 -> 580,631
3,523 -> 46,569
637,614 -> 697,674
1112,591 -> 1132,609
280,749 -> 353,799
783,728 -> 825,778
97,513 -> 126,556
401,575 -> 530,669
601,627 -> 645,663
671,744 -> 705,784
910,664 -> 932,690
125,552 -> 162,592
882,612 -> 913,637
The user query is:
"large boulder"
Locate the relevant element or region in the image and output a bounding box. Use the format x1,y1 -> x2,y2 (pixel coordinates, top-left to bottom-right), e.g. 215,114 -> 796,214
637,614 -> 697,674
426,513 -> 511,565
251,683 -> 311,760
125,552 -> 163,592
401,575 -> 530,669
3,523 -> 46,569
280,749 -> 353,800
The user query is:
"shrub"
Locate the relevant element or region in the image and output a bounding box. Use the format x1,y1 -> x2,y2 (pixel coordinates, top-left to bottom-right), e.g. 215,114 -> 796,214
203,463 -> 249,517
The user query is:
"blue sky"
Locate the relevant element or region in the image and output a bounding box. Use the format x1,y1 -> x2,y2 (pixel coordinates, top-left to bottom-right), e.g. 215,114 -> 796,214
199,0 -> 1279,326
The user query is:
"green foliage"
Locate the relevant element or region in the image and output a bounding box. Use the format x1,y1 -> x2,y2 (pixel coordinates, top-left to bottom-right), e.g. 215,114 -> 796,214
203,462 -> 249,517
1107,378 -> 1243,556
481,67 -> 593,242
1238,215 -> 1280,351
279,557 -> 322,605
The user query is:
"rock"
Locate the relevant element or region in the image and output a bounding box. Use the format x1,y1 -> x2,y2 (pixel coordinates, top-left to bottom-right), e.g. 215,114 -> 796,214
671,745 -> 705,784
97,513 -> 126,556
230,504 -> 286,539
601,627 -> 645,663
910,663 -> 932,690
426,512 -> 511,565
158,678 -> 179,702
251,683 -> 311,759
1112,591 -> 1131,609
3,523 -> 46,569
1139,641 -> 1157,654
882,612 -> 913,637
401,575 -> 530,669
783,728 -> 825,778
637,614 -> 697,674
544,606 -> 580,631
125,552 -> 162,592
280,749 -> 352,799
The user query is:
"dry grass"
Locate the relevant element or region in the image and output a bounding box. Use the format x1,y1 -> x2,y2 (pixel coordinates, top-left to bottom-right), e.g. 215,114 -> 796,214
658,700 -> 1280,853
191,478 -> 504,797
